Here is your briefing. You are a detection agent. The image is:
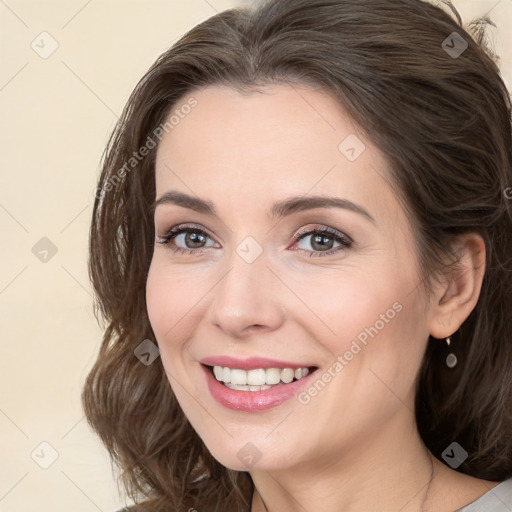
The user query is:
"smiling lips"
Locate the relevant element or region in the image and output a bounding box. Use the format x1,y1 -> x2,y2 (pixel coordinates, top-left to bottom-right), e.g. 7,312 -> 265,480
200,356 -> 317,411
213,365 -> 311,391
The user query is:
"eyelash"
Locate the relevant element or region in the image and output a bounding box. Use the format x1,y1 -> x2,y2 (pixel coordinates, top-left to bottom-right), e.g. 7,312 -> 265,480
156,223 -> 352,257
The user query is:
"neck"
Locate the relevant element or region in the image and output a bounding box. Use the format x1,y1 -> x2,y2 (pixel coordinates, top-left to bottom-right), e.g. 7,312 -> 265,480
250,412 -> 436,512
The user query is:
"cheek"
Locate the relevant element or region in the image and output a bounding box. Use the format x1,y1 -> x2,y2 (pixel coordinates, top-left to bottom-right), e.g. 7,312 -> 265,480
283,266 -> 402,348
145,261 -> 206,400
334,290 -> 428,410
291,265 -> 428,386
145,259 -> 205,348
146,262 -> 173,339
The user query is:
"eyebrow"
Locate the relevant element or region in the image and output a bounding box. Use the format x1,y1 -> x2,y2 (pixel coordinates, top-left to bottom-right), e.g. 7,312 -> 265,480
152,190 -> 375,223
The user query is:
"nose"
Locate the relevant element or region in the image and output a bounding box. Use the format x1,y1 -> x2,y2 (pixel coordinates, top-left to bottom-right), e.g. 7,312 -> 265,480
207,250 -> 286,339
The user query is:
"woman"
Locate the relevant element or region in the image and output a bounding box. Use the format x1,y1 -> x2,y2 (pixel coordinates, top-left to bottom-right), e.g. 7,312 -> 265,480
82,0 -> 512,510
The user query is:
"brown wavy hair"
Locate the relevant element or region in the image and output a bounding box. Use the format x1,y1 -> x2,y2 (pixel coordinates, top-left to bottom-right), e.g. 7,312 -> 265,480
82,1 -> 512,510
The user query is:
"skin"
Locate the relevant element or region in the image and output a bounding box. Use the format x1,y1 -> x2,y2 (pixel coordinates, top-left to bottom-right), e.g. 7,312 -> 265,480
146,84 -> 494,511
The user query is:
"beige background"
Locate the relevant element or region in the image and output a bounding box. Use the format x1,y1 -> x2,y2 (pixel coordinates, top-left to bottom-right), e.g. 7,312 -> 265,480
0,1 -> 510,511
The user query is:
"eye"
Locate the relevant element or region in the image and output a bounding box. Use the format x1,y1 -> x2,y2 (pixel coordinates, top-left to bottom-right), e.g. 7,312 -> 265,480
157,224 -> 352,257
291,226 -> 352,257
157,224 -> 218,254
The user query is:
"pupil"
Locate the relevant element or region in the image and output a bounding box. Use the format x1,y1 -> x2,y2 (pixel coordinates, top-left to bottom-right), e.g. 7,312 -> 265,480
311,234 -> 333,251
186,232 -> 206,248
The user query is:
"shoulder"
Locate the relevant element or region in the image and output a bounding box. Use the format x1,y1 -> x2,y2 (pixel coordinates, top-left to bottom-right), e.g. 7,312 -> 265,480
457,477 -> 512,512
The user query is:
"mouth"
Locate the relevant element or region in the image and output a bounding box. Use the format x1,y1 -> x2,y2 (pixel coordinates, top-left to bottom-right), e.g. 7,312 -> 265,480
208,364 -> 316,392
200,360 -> 319,412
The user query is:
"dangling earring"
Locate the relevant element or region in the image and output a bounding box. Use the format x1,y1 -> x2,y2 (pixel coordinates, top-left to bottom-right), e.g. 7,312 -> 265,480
445,336 -> 457,368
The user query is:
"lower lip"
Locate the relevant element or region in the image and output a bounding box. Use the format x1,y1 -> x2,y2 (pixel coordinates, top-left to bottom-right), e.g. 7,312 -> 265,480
202,364 -> 316,412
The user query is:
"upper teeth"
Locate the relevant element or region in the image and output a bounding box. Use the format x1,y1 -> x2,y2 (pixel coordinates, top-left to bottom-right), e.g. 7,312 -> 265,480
213,366 -> 310,386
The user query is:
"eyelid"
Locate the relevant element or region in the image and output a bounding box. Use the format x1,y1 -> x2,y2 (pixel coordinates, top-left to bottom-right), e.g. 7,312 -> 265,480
293,224 -> 353,244
288,225 -> 353,257
157,223 -> 218,246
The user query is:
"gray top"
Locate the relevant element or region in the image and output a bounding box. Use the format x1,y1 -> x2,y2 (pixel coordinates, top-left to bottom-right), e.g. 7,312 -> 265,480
456,478 -> 512,512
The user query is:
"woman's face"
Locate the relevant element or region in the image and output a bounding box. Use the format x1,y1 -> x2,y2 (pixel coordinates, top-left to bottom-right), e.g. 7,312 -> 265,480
146,84 -> 433,471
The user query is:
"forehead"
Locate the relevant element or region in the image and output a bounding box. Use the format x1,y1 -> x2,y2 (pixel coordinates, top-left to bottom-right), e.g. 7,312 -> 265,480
154,84 -> 395,220
157,83 -> 359,165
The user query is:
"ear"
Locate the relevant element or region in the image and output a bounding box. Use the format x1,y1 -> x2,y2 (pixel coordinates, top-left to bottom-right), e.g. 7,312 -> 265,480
428,233 -> 486,339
